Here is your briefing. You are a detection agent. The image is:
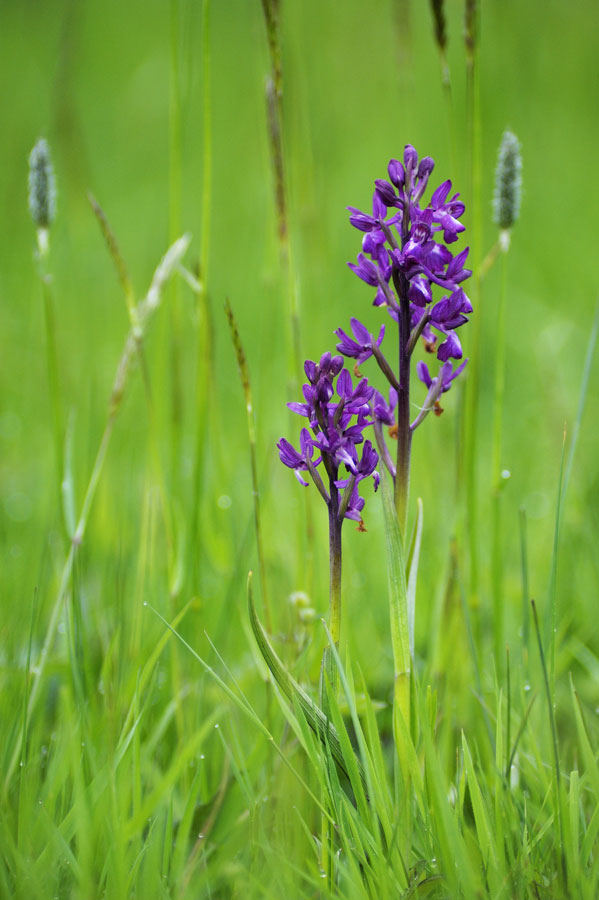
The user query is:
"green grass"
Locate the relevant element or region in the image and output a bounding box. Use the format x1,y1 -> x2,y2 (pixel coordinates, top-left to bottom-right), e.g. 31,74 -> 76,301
1,0 -> 599,897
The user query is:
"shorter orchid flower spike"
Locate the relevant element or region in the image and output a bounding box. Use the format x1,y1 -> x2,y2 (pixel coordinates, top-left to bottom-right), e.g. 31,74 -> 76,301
278,357 -> 380,521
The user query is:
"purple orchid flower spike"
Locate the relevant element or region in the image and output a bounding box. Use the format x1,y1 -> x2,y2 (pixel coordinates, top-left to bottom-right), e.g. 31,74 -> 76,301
344,144 -> 472,537
279,356 -> 382,656
280,356 -> 379,525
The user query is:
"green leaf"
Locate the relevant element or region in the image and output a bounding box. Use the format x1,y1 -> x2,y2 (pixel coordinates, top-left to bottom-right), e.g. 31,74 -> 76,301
406,497 -> 423,657
462,732 -> 498,871
247,574 -> 365,786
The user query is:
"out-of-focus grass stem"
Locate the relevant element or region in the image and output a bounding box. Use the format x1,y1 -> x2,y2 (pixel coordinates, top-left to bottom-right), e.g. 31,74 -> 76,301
190,0 -> 213,587
4,236 -> 190,792
463,0 -> 482,643
519,507 -> 530,667
491,245 -> 508,677
37,239 -> 67,540
169,0 -> 184,487
168,0 -> 187,747
261,1 -> 313,600
261,0 -> 301,384
88,194 -> 175,577
225,301 -> 271,633
428,0 -> 457,172
545,306 -> 597,678
532,600 -> 567,890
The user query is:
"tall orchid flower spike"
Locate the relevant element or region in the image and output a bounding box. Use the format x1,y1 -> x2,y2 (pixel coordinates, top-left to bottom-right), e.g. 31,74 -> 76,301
342,145 -> 472,537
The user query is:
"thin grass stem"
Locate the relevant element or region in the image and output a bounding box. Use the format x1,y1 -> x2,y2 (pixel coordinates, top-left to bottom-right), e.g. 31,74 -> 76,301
190,0 -> 213,587
531,600 -> 567,890
168,0 -> 184,487
4,236 -> 189,791
225,301 -> 271,632
491,248 -> 508,677
35,238 -> 69,542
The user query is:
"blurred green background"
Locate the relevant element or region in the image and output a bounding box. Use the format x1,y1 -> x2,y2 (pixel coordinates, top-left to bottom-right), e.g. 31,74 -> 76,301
1,0 -> 598,769
1,0 -> 599,895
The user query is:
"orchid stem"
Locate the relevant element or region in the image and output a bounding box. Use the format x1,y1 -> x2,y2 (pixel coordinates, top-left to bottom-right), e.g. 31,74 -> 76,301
321,474 -> 342,702
393,267 -> 412,543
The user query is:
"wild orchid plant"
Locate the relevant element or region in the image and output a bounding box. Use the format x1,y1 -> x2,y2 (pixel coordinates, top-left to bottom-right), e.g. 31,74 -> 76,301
278,145 -> 471,665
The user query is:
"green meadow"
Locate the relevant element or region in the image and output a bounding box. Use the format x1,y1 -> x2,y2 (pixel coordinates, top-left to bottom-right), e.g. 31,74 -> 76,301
1,1 -> 598,897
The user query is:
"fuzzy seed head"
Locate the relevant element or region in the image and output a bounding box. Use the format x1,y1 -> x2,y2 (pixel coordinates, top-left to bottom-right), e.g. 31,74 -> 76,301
28,138 -> 57,229
493,130 -> 522,231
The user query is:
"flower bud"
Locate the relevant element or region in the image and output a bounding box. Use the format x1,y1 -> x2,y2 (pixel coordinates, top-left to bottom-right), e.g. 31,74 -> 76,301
374,179 -> 398,208
28,138 -> 57,230
388,158 -> 405,188
493,130 -> 522,231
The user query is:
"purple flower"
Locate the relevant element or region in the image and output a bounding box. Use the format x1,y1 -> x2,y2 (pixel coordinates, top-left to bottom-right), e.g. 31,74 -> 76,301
347,192 -> 387,233
372,387 -> 397,425
388,158 -> 405,189
277,428 -> 320,486
348,148 -> 471,333
280,358 -> 380,520
417,358 -> 468,394
430,287 -> 472,332
347,252 -> 380,287
374,179 -> 401,209
335,440 -> 380,520
430,180 -> 466,243
347,193 -> 400,235
335,318 -> 385,364
436,330 -> 463,361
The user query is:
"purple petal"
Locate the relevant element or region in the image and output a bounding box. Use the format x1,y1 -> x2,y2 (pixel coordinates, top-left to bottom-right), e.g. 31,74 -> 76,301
416,361 -> 433,388
431,179 -> 452,208
388,158 -> 405,188
437,331 -> 463,361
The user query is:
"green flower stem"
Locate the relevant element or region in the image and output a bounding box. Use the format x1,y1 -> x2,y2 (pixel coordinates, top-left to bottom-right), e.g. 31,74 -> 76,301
190,0 -> 213,589
328,486 -> 342,648
321,473 -> 342,704
492,246 -> 508,676
38,242 -> 66,541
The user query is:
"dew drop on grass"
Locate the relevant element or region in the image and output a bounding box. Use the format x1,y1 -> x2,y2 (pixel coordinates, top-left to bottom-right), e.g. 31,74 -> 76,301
214,723 -> 219,729
198,833 -> 204,840
524,683 -> 531,692
200,754 -> 205,759
217,495 -> 232,510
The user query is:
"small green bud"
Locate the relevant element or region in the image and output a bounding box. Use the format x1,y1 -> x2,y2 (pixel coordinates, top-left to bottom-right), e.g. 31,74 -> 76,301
493,130 -> 522,231
28,138 -> 57,230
